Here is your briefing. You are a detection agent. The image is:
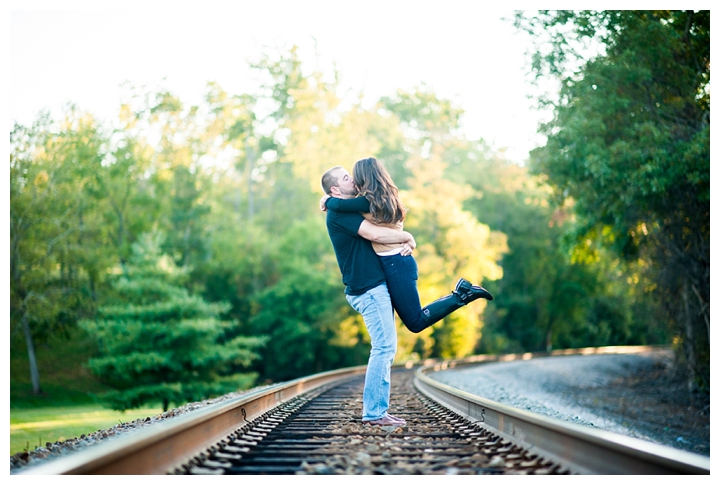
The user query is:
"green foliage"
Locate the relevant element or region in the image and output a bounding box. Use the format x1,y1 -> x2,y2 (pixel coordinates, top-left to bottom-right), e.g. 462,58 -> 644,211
376,87 -> 507,359
248,218 -> 365,380
10,112 -> 107,343
11,35 -> 703,407
518,10 -> 709,388
79,233 -> 265,411
449,143 -> 662,354
380,84 -> 464,140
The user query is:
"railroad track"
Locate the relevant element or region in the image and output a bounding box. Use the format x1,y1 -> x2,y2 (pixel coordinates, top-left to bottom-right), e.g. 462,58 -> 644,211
14,346 -> 711,475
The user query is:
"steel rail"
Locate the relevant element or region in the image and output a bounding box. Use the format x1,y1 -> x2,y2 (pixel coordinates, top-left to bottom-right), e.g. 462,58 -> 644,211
414,345 -> 711,475
15,345 -> 710,475
16,365 -> 366,475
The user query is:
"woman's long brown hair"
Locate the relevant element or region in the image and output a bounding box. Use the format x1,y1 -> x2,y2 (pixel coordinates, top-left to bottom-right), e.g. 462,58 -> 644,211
352,157 -> 406,225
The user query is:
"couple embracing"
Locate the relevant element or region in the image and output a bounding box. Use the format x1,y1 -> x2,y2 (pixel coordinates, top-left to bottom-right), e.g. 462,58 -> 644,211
320,157 -> 492,427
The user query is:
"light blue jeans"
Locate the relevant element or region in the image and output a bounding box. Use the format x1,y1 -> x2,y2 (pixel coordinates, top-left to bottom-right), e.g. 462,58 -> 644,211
345,283 -> 397,421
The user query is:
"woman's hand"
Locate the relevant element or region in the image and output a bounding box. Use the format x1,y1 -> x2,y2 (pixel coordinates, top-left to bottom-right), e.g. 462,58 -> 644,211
319,194 -> 330,211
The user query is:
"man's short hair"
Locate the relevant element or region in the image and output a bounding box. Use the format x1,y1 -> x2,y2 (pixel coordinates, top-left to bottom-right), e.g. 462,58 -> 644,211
321,166 -> 344,194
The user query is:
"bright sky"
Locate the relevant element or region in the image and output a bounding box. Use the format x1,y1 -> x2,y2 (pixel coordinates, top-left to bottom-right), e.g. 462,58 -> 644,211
7,1 -> 557,164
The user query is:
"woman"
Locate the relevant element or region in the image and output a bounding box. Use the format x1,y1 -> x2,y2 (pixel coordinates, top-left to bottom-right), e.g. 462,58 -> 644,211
321,157 -> 492,333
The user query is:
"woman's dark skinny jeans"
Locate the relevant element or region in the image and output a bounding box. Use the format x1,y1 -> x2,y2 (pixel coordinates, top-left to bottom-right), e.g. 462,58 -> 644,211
379,253 -> 430,333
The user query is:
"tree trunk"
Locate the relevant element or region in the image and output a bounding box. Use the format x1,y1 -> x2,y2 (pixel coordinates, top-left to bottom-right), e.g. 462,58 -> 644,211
545,324 -> 553,352
681,279 -> 698,390
22,311 -> 42,395
244,136 -> 254,222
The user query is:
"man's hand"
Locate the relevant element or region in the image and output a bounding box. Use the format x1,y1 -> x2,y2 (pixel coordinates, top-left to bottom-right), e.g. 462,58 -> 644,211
403,234 -> 416,250
319,194 -> 330,212
400,242 -> 414,256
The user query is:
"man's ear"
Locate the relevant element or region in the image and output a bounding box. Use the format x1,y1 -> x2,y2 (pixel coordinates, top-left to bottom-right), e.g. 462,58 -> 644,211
329,186 -> 341,197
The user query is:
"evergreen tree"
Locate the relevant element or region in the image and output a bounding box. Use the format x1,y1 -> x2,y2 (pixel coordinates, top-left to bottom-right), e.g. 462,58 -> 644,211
80,232 -> 265,411
248,218 -> 365,381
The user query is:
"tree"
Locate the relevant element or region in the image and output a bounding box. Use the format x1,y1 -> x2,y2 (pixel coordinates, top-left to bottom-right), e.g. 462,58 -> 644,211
79,233 -> 265,411
248,218 -> 366,380
449,145 -> 660,354
10,110 -> 110,394
399,155 -> 506,358
92,117 -> 160,277
203,81 -> 260,221
516,10 -> 709,388
124,88 -> 212,270
378,87 -> 507,358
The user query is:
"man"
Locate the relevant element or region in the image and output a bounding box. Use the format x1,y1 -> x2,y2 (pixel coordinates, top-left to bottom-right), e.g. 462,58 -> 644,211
321,166 -> 414,427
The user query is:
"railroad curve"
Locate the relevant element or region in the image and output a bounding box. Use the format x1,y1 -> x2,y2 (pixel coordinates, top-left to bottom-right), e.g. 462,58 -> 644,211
13,345 -> 710,475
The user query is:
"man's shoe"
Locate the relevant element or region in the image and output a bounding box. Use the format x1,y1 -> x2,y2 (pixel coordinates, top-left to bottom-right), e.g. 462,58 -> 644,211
363,415 -> 401,427
386,414 -> 406,425
455,278 -> 494,302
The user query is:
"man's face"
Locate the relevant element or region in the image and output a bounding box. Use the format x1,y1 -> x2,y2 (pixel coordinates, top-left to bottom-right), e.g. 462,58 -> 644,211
332,168 -> 358,198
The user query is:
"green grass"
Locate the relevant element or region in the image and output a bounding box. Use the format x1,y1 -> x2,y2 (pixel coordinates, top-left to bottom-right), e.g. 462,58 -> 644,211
10,327 -> 164,456
10,405 -> 163,455
11,328 -> 109,408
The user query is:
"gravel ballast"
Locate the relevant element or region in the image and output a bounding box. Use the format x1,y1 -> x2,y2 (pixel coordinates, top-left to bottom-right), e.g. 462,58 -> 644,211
12,348 -> 709,473
431,348 -> 710,457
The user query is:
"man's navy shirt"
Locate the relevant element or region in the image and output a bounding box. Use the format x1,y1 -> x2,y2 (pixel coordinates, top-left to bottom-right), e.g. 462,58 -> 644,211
325,210 -> 385,295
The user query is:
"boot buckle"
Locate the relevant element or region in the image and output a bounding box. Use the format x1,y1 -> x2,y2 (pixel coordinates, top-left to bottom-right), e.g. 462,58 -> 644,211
454,290 -> 470,302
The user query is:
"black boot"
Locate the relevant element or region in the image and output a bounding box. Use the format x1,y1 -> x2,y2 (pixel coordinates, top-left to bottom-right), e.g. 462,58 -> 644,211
454,278 -> 493,303
421,278 -> 494,327
421,293 -> 466,326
